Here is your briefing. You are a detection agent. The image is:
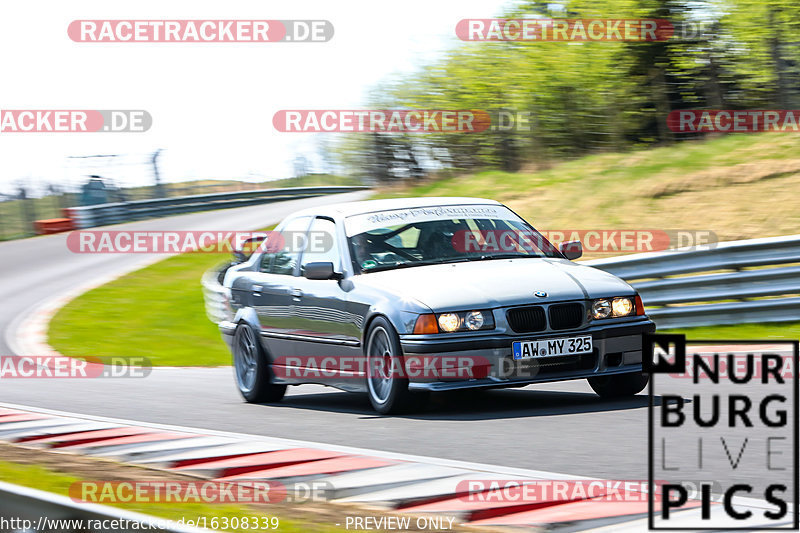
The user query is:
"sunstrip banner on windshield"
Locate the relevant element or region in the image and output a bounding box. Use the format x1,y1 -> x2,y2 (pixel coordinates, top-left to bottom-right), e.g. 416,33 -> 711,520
344,204 -> 514,236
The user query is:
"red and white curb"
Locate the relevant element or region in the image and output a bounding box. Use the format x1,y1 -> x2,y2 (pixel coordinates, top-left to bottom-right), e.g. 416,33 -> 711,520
0,403 -> 790,531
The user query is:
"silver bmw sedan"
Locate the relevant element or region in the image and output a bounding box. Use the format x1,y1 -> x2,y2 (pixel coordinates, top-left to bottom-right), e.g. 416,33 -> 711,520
218,197 -> 655,414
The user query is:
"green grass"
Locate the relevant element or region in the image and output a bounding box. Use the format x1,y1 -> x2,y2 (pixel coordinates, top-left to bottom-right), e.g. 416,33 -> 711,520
663,322 -> 800,341
0,460 -> 346,532
49,251 -> 233,367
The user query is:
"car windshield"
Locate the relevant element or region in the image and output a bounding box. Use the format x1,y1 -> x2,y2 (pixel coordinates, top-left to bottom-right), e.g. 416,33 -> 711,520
345,204 -> 560,273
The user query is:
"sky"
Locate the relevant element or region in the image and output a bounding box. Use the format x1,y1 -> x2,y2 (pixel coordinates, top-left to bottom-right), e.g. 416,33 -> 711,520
0,0 -> 514,196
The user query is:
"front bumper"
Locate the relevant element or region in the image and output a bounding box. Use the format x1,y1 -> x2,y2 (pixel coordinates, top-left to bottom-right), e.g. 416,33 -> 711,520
219,320 -> 236,349
399,318 -> 655,392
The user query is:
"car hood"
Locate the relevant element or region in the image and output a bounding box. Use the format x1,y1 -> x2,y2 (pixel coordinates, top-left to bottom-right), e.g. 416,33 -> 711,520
356,258 -> 634,311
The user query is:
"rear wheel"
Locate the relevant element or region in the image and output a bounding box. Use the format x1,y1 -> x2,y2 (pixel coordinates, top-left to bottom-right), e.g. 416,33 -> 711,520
365,317 -> 427,414
588,372 -> 649,398
233,323 -> 286,403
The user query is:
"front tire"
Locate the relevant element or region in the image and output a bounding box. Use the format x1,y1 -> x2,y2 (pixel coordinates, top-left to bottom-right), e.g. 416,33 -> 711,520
233,323 -> 286,403
588,372 -> 649,398
365,317 -> 427,414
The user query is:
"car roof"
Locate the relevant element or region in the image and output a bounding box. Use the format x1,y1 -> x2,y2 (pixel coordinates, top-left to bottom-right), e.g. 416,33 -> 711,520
291,196 -> 503,219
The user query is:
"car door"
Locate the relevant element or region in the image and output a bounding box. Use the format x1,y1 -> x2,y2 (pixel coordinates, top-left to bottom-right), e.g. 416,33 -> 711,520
290,217 -> 362,386
249,216 -> 311,359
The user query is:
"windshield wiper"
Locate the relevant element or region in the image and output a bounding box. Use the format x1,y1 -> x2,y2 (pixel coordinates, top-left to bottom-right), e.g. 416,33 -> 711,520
468,253 -> 537,261
362,258 -> 467,273
362,254 -> 540,273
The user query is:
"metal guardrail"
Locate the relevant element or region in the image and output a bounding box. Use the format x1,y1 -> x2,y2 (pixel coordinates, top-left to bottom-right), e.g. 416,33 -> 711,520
64,186 -> 368,229
0,481 -> 211,533
202,235 -> 800,330
585,234 -> 800,329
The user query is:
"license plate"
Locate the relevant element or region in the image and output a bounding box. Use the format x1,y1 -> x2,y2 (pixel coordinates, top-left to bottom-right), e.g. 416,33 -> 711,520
512,335 -> 592,360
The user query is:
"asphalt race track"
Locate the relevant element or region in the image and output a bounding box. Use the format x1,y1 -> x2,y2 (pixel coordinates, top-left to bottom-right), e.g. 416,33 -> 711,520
0,193 -> 790,489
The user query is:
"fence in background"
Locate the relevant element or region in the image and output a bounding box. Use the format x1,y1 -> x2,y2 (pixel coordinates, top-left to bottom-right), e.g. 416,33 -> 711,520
59,186 -> 368,229
0,192 -> 79,240
586,234 -> 800,329
0,183 -> 365,239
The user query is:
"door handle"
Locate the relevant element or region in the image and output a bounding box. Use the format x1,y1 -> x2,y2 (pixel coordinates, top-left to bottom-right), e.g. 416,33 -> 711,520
290,288 -> 303,300
251,284 -> 262,296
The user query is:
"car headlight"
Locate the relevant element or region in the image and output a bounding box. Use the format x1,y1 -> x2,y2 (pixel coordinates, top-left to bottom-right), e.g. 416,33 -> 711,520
592,296 -> 637,319
592,299 -> 612,319
465,310 -> 485,330
413,310 -> 495,334
438,313 -> 461,332
612,297 -> 634,317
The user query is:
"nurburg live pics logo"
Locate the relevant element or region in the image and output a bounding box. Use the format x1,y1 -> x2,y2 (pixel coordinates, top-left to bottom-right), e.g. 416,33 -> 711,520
644,333 -> 799,529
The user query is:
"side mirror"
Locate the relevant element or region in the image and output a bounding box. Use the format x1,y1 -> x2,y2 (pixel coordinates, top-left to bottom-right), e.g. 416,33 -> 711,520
559,240 -> 583,260
304,261 -> 342,280
232,235 -> 268,263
